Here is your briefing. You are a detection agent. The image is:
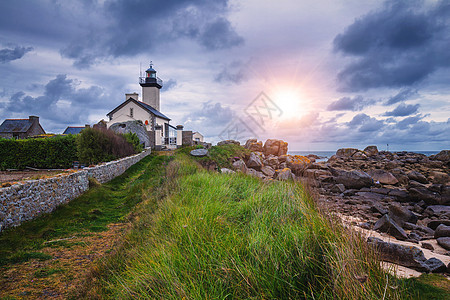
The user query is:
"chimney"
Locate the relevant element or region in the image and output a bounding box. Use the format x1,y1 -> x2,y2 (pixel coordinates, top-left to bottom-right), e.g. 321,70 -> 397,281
126,92 -> 139,101
29,116 -> 39,125
85,124 -> 90,128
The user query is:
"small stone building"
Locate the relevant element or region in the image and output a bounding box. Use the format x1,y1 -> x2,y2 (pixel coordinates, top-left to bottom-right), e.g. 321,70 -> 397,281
0,116 -> 45,139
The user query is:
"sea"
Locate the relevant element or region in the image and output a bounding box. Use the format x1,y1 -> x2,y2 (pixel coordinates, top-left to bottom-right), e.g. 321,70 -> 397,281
288,150 -> 441,163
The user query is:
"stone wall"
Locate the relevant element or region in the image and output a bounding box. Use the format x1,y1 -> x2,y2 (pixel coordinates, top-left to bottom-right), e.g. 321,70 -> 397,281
0,148 -> 152,232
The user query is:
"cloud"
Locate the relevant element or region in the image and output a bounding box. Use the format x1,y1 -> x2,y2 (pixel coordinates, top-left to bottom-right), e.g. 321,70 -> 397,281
327,95 -> 374,111
334,0 -> 450,91
162,79 -> 178,92
214,60 -> 248,84
1,74 -> 109,126
59,0 -> 243,67
385,88 -> 418,105
183,101 -> 235,130
0,46 -> 33,63
384,103 -> 420,116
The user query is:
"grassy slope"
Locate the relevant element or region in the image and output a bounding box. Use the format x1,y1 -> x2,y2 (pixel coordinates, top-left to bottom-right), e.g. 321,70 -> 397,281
84,153 -> 448,299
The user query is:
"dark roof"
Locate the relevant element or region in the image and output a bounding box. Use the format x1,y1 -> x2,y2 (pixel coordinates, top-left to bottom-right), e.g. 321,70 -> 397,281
107,98 -> 170,120
0,119 -> 33,133
63,126 -> 85,135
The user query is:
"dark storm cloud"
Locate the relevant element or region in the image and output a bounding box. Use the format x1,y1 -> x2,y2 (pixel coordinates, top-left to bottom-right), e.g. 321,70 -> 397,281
348,113 -> 384,132
162,79 -> 178,92
0,46 -> 33,63
384,103 -> 420,117
334,0 -> 450,91
183,101 -> 234,130
326,95 -> 374,111
385,88 -> 418,105
59,0 -> 242,67
2,75 -> 108,124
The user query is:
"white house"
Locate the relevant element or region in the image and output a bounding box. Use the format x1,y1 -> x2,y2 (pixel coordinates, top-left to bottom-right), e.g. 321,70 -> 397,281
106,63 -> 182,149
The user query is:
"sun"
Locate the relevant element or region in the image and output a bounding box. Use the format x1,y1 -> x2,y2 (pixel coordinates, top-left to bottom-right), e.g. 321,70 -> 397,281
272,89 -> 304,118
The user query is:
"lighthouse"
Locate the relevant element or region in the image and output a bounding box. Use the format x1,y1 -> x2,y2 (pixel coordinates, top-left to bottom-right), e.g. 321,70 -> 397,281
139,62 -> 163,111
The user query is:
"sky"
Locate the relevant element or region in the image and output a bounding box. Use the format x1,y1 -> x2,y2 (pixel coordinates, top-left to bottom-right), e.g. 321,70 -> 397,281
0,0 -> 449,151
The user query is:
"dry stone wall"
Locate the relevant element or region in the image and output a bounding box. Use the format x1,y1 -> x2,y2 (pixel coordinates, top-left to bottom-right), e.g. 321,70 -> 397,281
0,148 -> 151,232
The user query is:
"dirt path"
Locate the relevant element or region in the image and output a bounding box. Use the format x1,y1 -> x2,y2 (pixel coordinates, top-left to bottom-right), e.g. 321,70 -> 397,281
0,223 -> 129,299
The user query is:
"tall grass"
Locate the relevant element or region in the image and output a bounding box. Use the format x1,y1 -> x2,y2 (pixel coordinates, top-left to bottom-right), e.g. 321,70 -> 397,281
85,154 -> 409,299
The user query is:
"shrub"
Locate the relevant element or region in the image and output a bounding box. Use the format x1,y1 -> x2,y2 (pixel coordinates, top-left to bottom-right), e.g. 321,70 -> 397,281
76,127 -> 136,165
0,135 -> 77,170
123,132 -> 143,153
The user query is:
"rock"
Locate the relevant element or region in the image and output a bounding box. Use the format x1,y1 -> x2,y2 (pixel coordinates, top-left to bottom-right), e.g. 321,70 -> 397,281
352,152 -> 368,160
285,155 -> 311,176
246,168 -> 265,179
190,149 -> 208,157
407,171 -> 428,184
432,150 -> 450,162
217,140 -> 240,146
407,232 -> 422,243
371,202 -> 388,215
244,139 -> 263,152
336,148 -> 359,158
247,152 -> 263,170
388,203 -> 418,226
364,145 -> 379,157
275,168 -> 295,181
367,237 -> 429,272
220,168 -> 235,174
263,155 -> 279,169
388,189 -> 409,201
409,187 -> 442,205
263,139 -> 288,157
403,222 -> 435,235
429,171 -> 449,184
427,220 -> 450,230
423,205 -> 450,218
437,237 -> 450,250
110,120 -> 150,147
434,224 -> 450,238
261,166 -> 275,178
367,169 -> 399,185
373,214 -> 408,240
330,184 -> 345,194
423,257 -> 447,273
232,159 -> 248,173
330,169 -> 373,189
421,242 -> 434,251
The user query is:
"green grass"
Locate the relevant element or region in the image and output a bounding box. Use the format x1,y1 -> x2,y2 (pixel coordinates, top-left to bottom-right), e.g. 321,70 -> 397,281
83,154 -> 429,299
0,154 -> 172,266
177,144 -> 251,169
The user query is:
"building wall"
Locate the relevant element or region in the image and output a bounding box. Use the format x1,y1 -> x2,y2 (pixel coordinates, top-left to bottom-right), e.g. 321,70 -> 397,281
142,86 -> 160,111
154,116 -> 169,137
108,102 -> 153,131
182,131 -> 193,146
193,132 -> 204,142
0,148 -> 151,232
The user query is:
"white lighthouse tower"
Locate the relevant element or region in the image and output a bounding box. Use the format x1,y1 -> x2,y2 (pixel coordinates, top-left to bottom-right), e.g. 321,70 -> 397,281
139,62 -> 163,111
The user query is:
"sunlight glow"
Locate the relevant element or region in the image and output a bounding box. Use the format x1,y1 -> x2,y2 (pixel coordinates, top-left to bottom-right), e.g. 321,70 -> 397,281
272,89 -> 304,118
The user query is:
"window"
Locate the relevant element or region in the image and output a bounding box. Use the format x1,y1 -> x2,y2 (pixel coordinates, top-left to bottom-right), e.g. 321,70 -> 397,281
130,108 -> 134,118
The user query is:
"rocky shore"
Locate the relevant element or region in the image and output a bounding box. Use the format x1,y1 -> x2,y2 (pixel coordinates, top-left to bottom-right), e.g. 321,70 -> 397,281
214,139 -> 450,275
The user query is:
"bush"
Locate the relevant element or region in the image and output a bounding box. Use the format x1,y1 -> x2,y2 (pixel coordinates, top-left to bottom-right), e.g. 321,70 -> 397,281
0,135 -> 77,170
76,128 -> 136,165
123,132 -> 143,153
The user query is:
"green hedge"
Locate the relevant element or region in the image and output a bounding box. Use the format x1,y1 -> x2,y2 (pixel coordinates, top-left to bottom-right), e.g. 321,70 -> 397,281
0,135 -> 78,170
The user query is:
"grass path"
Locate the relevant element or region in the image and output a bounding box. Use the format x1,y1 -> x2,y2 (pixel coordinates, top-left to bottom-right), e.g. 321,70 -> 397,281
0,154 -> 170,299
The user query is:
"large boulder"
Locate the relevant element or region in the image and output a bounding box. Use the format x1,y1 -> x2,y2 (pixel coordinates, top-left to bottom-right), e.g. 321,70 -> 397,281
275,168 -> 295,181
232,159 -> 248,173
407,171 -> 428,184
437,237 -> 450,250
263,155 -> 279,169
367,169 -> 399,185
247,152 -> 263,170
217,140 -> 240,146
373,215 -> 408,240
409,187 -> 442,205
263,139 -> 288,157
432,150 -> 450,162
367,237 -> 432,272
330,168 -> 373,189
429,171 -> 449,184
285,155 -> 311,176
388,203 -> 418,226
110,120 -> 150,147
434,224 -> 450,238
336,148 -> 359,158
364,145 -> 379,157
244,139 -> 263,152
261,165 -> 276,178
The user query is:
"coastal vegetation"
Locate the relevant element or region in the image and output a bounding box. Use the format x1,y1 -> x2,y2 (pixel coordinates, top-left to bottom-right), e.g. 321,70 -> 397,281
0,145 -> 448,299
